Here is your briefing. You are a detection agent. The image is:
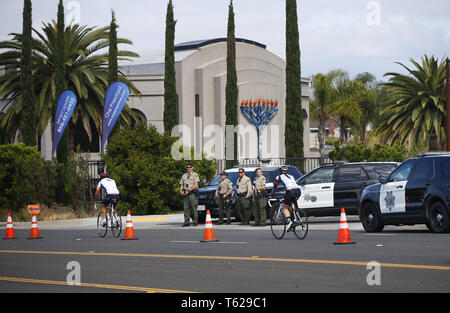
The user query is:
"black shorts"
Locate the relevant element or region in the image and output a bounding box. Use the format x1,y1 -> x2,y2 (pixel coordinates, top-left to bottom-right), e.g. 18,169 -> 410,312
284,189 -> 301,205
102,194 -> 120,206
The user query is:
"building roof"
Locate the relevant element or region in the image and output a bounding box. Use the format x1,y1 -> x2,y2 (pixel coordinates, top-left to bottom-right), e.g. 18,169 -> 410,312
120,38 -> 267,76
174,38 -> 266,51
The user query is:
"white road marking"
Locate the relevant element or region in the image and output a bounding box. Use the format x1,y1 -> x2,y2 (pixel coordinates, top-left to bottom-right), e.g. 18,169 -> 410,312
170,240 -> 248,244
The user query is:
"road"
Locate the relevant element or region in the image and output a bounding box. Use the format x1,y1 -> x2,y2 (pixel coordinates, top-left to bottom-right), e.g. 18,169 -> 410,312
1,215 -> 450,293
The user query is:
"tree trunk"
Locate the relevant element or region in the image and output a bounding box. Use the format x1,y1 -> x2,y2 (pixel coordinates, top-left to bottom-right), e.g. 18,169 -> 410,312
318,120 -> 326,158
429,131 -> 441,151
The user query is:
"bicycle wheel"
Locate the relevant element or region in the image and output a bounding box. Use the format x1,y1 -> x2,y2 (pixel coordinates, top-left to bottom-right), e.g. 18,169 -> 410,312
270,207 -> 286,240
292,205 -> 308,240
110,209 -> 122,238
97,211 -> 107,238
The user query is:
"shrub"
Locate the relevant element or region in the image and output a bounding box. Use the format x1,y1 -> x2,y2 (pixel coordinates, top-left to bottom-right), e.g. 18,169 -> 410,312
329,143 -> 407,162
0,143 -> 96,217
325,137 -> 340,146
0,144 -> 53,211
62,151 -> 94,216
105,125 -> 217,215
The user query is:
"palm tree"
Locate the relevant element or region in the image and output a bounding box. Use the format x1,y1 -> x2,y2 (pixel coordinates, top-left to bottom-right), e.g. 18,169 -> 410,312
375,55 -> 447,151
328,70 -> 363,144
310,72 -> 334,157
353,72 -> 379,147
0,22 -> 141,148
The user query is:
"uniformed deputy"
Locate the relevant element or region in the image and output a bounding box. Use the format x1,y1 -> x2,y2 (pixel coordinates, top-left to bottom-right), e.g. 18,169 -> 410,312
215,172 -> 233,225
252,168 -> 267,226
236,168 -> 253,225
179,164 -> 200,227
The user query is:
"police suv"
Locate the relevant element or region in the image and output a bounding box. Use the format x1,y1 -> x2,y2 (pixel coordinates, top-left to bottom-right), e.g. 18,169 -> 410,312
296,162 -> 399,216
359,153 -> 450,233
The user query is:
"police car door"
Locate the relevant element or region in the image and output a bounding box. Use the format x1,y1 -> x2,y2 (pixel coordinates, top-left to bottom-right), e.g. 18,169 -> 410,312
405,159 -> 434,215
333,165 -> 366,212
297,167 -> 335,211
380,161 -> 415,214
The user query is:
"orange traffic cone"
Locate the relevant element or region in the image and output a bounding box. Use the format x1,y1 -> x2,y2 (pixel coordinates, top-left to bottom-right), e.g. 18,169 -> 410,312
201,210 -> 219,243
121,211 -> 138,240
3,213 -> 17,239
27,213 -> 42,239
334,208 -> 355,245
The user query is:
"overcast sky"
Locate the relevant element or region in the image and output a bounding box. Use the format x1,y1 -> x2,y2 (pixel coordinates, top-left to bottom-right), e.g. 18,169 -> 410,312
1,0 -> 449,81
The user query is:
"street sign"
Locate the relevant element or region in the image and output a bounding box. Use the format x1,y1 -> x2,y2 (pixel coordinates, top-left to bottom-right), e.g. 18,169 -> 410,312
27,205 -> 40,215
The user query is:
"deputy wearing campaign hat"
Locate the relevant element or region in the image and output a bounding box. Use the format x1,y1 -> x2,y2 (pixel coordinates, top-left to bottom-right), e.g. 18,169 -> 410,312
215,172 -> 233,225
179,164 -> 200,227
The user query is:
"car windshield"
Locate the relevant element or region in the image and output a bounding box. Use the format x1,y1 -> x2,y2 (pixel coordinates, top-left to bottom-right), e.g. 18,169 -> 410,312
207,166 -> 302,187
208,172 -> 241,186
372,164 -> 398,177
389,162 -> 415,182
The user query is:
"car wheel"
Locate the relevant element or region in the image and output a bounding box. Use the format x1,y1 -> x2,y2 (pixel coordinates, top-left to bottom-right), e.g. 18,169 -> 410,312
360,202 -> 384,232
427,201 -> 450,233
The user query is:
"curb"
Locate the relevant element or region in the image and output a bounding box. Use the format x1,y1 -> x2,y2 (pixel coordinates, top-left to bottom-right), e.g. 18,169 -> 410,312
0,214 -> 183,229
0,217 -> 97,230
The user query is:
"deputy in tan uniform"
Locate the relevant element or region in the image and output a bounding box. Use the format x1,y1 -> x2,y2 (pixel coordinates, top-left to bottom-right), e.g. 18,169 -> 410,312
179,164 -> 200,227
252,168 -> 267,226
236,168 -> 253,225
215,172 -> 233,225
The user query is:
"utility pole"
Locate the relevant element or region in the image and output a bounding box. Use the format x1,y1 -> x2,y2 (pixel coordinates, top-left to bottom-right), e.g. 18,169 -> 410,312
446,58 -> 450,151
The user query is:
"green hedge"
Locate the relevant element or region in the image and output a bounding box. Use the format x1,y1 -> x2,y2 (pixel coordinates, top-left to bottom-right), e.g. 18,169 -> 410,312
105,125 -> 217,215
0,144 -> 95,214
0,144 -> 56,211
329,143 -> 407,162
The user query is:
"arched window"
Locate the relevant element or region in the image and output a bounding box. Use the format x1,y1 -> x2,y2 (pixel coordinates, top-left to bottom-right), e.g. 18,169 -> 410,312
131,109 -> 147,128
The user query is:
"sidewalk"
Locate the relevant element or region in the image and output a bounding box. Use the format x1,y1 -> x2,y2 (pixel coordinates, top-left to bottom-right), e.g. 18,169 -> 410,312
0,214 -> 184,230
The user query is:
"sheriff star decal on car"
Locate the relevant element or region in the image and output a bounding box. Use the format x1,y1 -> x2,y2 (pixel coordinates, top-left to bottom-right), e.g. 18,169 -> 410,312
384,191 -> 395,212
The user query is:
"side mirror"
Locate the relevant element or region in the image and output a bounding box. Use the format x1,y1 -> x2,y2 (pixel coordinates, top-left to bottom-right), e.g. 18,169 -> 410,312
202,179 -> 208,186
378,176 -> 388,184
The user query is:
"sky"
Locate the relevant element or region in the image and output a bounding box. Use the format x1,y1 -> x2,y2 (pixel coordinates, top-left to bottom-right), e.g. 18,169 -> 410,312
1,0 -> 449,81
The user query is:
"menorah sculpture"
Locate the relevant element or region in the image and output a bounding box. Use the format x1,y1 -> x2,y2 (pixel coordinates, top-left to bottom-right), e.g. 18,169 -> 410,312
240,98 -> 279,160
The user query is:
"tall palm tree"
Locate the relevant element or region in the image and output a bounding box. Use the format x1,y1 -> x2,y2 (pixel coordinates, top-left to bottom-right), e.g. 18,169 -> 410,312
0,22 -> 141,148
375,55 -> 447,151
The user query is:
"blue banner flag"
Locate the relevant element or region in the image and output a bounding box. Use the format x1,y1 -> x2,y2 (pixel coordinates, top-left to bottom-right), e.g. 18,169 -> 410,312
52,90 -> 78,157
101,82 -> 130,152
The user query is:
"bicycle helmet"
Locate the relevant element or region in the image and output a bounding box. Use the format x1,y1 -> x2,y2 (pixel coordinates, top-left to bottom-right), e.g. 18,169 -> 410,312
278,166 -> 288,174
98,167 -> 108,179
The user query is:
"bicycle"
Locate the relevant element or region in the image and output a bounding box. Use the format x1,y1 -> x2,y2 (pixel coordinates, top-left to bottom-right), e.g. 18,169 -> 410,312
268,197 -> 308,240
94,199 -> 122,238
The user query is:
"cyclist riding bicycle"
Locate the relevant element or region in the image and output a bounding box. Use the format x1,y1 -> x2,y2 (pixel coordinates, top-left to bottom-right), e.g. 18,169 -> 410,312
271,166 -> 301,231
94,168 -> 120,227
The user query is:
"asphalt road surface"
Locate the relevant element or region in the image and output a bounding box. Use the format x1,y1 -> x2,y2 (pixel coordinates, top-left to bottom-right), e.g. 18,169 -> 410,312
1,215 -> 450,293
